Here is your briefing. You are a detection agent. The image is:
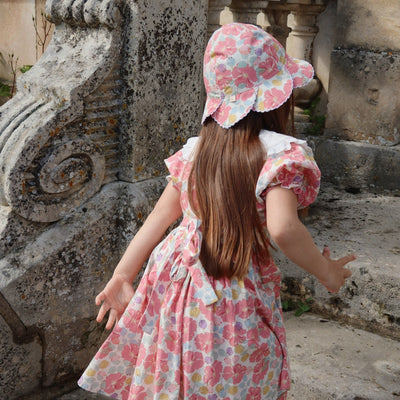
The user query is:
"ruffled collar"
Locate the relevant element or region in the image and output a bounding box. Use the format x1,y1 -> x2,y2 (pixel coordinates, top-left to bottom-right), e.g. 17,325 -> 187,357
181,130 -> 307,161
258,130 -> 307,157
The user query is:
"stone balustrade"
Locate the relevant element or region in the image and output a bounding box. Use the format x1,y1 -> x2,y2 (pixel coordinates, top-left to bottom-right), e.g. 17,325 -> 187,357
208,1 -> 327,56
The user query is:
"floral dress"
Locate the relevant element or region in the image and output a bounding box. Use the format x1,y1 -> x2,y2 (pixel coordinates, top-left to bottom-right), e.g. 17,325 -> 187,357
78,130 -> 321,400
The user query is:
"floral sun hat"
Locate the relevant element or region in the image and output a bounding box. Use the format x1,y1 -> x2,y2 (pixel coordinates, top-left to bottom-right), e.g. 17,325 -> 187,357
202,23 -> 314,128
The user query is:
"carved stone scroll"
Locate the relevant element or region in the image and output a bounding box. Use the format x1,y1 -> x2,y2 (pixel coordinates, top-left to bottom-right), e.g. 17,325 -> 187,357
0,0 -> 123,223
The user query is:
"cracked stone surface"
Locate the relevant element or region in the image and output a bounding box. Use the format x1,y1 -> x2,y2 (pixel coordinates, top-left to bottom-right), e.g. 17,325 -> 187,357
286,312 -> 400,400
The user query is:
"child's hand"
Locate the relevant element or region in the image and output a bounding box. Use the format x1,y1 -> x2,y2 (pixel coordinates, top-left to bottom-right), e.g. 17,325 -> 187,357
319,247 -> 355,293
95,274 -> 135,330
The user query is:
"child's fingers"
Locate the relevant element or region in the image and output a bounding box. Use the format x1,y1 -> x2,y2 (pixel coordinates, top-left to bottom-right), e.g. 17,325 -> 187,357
322,246 -> 331,258
106,309 -> 118,330
96,302 -> 109,323
95,291 -> 105,306
338,254 -> 357,267
343,268 -> 352,278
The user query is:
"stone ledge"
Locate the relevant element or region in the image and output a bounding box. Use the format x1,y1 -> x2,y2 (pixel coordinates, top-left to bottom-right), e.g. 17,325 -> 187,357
276,183 -> 400,340
312,138 -> 400,192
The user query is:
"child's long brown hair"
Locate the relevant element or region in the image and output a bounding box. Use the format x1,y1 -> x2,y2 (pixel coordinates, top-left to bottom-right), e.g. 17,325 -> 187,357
188,99 -> 292,280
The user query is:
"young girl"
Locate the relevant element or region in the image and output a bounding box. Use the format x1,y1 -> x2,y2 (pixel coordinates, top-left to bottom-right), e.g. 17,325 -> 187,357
79,23 -> 354,400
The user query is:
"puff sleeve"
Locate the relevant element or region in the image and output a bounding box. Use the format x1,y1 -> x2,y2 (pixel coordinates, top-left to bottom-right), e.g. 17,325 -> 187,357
164,137 -> 199,192
256,142 -> 321,209
164,150 -> 185,191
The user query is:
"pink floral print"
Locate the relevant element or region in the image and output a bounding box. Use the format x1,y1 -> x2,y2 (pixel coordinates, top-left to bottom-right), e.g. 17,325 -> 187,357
78,133 -> 321,400
202,23 -> 314,128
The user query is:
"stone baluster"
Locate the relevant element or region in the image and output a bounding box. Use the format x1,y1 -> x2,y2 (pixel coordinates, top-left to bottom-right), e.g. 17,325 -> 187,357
286,2 -> 327,108
208,0 -> 232,37
286,2 -> 327,63
264,2 -> 327,110
229,0 -> 270,26
264,2 -> 292,47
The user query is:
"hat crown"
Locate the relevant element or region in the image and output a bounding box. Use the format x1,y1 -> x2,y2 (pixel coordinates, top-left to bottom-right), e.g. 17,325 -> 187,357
204,24 -> 285,98
202,23 -> 314,128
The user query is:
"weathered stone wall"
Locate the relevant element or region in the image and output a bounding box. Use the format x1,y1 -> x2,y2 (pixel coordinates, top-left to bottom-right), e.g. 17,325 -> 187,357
118,0 -> 207,182
313,0 -> 400,192
326,0 -> 400,146
0,0 -> 207,398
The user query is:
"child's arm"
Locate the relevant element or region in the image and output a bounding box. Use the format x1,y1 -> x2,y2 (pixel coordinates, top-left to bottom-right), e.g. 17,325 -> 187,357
96,181 -> 183,329
266,186 -> 354,293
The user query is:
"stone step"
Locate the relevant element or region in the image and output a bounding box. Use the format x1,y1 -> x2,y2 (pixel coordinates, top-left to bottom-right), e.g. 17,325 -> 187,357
314,138 -> 400,193
55,312 -> 400,400
275,183 -> 400,340
285,312 -> 400,400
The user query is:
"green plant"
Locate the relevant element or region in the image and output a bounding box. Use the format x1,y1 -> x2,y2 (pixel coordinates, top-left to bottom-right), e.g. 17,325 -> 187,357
294,300 -> 312,317
0,82 -> 11,98
19,65 -> 33,74
0,53 -> 32,101
282,297 -> 312,317
303,97 -> 326,136
281,298 -> 295,312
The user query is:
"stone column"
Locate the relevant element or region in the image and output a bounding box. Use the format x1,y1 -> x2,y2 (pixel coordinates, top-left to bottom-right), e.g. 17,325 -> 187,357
230,0 -> 269,26
120,0 -> 208,183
